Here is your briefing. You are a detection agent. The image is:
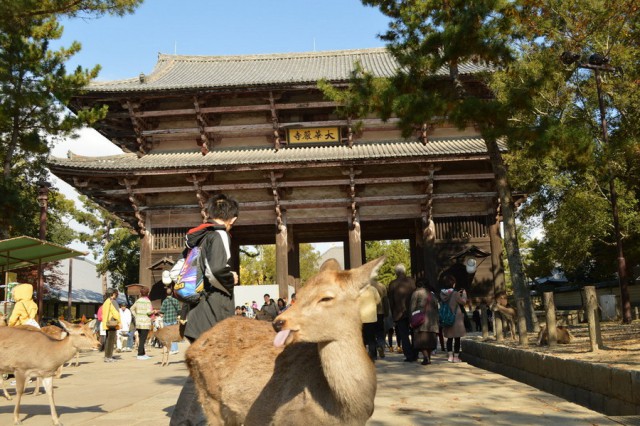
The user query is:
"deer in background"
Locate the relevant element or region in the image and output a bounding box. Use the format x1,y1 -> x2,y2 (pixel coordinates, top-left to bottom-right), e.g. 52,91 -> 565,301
152,319 -> 184,366
0,320 -> 100,425
187,257 -> 384,426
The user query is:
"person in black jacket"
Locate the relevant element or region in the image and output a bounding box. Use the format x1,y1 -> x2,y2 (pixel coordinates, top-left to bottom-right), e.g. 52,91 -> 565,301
170,193 -> 239,426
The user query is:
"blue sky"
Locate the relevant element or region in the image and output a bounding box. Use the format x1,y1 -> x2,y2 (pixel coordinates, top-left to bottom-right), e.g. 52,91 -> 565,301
52,1 -> 390,256
54,0 -> 390,81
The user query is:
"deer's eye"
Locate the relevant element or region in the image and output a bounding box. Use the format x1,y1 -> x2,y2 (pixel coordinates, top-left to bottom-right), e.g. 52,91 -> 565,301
319,297 -> 334,303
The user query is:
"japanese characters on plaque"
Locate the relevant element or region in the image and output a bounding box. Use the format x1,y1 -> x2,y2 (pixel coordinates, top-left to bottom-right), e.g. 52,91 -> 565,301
286,127 -> 340,144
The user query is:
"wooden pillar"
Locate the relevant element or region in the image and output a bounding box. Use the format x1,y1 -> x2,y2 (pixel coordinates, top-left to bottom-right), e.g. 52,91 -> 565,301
489,218 -> 506,294
139,231 -> 152,287
275,223 -> 289,300
288,240 -> 300,287
543,292 -> 558,347
422,218 -> 438,291
584,286 -> 603,351
349,220 -> 362,269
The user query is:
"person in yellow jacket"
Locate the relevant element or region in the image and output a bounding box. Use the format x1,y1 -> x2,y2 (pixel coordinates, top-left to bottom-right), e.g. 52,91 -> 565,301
8,283 -> 38,327
101,288 -> 121,363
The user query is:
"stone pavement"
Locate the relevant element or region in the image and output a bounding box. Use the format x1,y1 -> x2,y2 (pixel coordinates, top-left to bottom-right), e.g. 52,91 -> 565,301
0,342 -> 621,425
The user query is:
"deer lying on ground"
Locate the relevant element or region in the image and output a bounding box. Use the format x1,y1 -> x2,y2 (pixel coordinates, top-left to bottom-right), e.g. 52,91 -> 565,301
187,257 -> 384,426
0,321 -> 100,425
153,321 -> 184,366
537,324 -> 573,346
491,290 -> 518,339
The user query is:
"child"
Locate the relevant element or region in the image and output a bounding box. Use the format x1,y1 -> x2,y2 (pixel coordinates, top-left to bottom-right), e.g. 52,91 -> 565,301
8,283 -> 39,327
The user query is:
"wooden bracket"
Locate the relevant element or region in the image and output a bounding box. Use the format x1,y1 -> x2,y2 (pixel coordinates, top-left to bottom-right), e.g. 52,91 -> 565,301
186,174 -> 209,222
72,177 -> 89,188
269,91 -> 282,151
125,100 -> 150,156
119,177 -> 146,235
419,123 -> 435,145
268,171 -> 286,231
194,95 -> 212,155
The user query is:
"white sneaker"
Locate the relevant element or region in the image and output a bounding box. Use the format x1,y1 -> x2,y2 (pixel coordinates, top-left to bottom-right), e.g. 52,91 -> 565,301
137,355 -> 151,360
169,351 -> 179,355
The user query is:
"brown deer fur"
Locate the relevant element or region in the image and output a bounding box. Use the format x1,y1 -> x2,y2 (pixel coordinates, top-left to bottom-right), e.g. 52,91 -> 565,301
186,257 -> 384,426
537,324 -> 573,346
153,324 -> 183,366
0,321 -> 100,425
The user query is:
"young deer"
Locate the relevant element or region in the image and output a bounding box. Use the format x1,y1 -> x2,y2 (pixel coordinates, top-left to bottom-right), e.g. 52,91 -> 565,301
187,257 -> 384,426
153,323 -> 183,366
0,321 -> 100,425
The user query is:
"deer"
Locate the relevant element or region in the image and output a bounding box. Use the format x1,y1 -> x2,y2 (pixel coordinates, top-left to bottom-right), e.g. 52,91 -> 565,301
186,257 -> 384,426
537,324 -> 574,346
0,320 -> 101,425
153,321 -> 184,366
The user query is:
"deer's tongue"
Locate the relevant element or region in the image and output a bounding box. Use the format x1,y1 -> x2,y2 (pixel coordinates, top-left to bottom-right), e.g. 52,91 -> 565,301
273,329 -> 290,348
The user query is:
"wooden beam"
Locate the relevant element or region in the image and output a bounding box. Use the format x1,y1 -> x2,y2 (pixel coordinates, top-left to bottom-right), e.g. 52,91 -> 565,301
140,118 -> 402,137
138,192 -> 497,212
86,173 -> 496,196
134,101 -> 340,119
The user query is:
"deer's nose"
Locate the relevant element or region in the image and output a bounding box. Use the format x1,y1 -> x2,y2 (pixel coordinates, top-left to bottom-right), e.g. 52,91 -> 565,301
272,319 -> 284,332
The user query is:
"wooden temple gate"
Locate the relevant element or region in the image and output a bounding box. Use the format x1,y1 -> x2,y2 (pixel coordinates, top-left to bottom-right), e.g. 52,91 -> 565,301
50,48 -> 507,302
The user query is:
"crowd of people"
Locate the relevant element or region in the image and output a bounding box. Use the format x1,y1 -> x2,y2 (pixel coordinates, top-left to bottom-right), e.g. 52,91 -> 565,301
360,263 -> 475,366
2,192 -> 496,425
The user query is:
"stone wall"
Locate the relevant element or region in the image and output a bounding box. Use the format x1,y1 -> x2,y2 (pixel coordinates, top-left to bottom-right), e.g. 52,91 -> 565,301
462,339 -> 640,416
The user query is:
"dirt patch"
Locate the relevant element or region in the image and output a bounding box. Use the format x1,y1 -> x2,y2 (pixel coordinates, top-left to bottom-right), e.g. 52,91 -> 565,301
487,319 -> 640,372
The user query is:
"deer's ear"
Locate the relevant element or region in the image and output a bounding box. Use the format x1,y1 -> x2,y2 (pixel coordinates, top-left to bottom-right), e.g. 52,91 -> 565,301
349,256 -> 385,290
59,320 -> 71,332
319,258 -> 342,272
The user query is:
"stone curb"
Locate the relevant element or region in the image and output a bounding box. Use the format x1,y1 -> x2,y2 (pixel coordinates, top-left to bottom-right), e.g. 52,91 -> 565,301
461,339 -> 640,416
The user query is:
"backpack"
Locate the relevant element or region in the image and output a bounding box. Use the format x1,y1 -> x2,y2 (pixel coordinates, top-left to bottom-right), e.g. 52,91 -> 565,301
169,246 -> 205,304
438,302 -> 456,328
169,229 -> 231,304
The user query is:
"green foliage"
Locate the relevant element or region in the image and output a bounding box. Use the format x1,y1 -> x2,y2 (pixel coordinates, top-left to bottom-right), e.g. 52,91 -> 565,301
0,0 -> 141,238
497,0 -> 640,282
240,243 -> 321,286
96,228 -> 140,291
72,195 -> 121,259
364,240 -> 410,286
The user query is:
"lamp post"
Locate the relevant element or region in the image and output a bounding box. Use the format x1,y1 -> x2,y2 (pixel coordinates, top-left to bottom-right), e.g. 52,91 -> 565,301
561,52 -> 631,324
36,180 -> 51,322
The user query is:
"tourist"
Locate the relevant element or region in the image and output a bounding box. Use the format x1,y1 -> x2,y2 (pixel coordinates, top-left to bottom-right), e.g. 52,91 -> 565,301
371,279 -> 390,359
360,280 -> 381,361
101,288 -> 121,363
388,264 -> 418,362
410,280 -> 439,365
118,303 -> 133,352
161,287 -> 181,354
131,286 -> 153,360
440,275 -> 467,363
170,193 -> 239,426
8,283 -> 38,327
473,306 -> 482,331
261,294 -> 278,320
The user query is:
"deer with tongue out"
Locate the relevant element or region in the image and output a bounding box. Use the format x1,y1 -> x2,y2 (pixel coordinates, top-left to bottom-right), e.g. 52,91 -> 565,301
186,257 -> 385,426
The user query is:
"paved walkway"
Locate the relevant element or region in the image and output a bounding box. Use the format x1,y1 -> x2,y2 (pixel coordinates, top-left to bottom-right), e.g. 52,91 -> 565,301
0,342 -> 620,425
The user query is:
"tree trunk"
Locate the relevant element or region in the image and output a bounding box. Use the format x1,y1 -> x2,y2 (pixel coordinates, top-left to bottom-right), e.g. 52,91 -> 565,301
484,135 -> 537,336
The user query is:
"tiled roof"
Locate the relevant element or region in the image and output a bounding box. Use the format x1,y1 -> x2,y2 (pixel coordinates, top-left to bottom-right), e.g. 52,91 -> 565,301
86,48 -> 490,92
49,138 -> 501,172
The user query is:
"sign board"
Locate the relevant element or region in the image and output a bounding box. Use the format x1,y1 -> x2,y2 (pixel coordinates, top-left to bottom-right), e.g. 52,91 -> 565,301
287,127 -> 340,144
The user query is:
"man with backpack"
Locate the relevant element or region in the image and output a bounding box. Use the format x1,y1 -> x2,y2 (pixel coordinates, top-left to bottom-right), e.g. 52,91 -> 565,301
170,194 -> 240,426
